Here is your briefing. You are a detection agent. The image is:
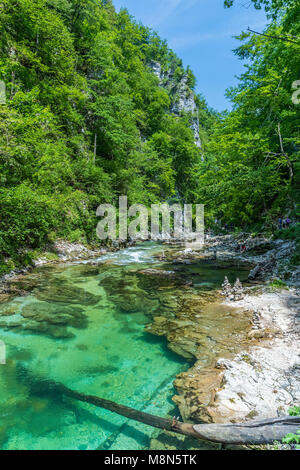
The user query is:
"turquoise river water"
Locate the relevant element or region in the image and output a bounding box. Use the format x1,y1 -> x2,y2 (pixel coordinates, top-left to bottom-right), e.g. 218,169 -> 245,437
0,243 -> 250,450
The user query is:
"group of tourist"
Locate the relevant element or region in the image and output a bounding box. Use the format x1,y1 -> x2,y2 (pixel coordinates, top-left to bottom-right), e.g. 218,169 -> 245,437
237,217 -> 293,254
278,217 -> 292,230
215,217 -> 293,250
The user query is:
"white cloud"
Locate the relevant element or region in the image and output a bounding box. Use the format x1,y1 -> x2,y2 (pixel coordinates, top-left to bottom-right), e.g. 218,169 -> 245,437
170,31 -> 220,50
149,0 -> 184,27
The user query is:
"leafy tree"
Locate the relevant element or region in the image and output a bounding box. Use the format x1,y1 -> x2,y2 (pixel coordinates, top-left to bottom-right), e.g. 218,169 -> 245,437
199,0 -> 299,228
0,0 -> 206,271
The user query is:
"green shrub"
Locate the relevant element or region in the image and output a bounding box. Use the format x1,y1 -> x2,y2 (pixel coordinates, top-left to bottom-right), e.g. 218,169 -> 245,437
274,223 -> 300,242
68,229 -> 85,243
0,185 -> 98,260
274,224 -> 300,267
282,406 -> 300,450
269,279 -> 288,289
0,259 -> 16,276
290,251 -> 300,266
0,184 -> 57,256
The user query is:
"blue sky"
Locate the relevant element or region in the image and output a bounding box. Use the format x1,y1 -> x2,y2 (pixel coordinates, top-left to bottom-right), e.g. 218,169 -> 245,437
113,0 -> 268,111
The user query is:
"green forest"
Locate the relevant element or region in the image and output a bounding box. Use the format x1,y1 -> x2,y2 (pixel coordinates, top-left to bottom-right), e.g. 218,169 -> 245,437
0,0 -> 299,274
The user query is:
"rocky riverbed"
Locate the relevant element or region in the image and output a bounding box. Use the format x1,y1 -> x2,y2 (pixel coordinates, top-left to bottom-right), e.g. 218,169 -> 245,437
0,234 -> 299,448
162,234 -> 300,427
0,239 -> 134,304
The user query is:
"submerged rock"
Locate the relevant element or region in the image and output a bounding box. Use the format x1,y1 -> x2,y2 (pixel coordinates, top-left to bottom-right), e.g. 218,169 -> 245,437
112,293 -> 154,313
35,285 -> 101,306
23,321 -> 75,339
0,320 -> 22,329
173,365 -> 224,423
0,293 -> 13,304
0,304 -> 17,317
0,301 -> 88,339
144,282 -> 253,423
147,290 -> 252,364
100,272 -> 160,314
22,302 -> 86,322
138,269 -> 177,278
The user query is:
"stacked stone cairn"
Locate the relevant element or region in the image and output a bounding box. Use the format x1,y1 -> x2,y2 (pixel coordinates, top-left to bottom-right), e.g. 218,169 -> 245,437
222,277 -> 244,301
222,276 -> 232,297
232,278 -> 244,301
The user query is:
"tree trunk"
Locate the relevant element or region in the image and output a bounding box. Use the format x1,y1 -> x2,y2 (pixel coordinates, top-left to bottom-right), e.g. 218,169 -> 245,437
93,133 -> 97,165
41,379 -> 300,445
277,122 -> 294,183
193,417 -> 300,445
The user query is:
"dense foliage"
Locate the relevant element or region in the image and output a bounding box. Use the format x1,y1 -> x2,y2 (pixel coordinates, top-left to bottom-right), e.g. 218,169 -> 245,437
0,0 -> 209,272
200,0 -> 299,229
0,0 -> 299,273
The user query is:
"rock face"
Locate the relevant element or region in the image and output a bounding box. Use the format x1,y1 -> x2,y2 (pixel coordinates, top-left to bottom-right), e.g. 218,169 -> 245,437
147,295 -> 251,362
150,61 -> 201,148
189,290 -> 300,424
144,237 -> 300,426
208,343 -> 300,424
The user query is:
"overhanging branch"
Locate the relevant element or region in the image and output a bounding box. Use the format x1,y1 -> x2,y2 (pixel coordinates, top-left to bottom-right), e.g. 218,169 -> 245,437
247,27 -> 300,45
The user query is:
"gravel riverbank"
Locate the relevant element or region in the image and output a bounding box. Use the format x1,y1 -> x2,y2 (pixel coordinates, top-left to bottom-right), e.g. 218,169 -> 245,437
171,234 -> 300,425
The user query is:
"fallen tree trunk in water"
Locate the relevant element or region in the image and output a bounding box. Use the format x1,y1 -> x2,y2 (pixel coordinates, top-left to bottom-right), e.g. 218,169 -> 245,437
193,417 -> 300,445
41,379 -> 300,445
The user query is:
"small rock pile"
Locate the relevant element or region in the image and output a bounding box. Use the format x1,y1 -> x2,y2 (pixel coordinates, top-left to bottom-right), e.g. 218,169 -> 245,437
251,310 -> 261,330
232,278 -> 244,301
221,277 -> 244,301
221,276 -> 232,297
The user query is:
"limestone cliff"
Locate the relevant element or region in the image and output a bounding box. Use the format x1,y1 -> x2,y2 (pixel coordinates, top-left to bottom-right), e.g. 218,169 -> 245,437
151,61 -> 201,148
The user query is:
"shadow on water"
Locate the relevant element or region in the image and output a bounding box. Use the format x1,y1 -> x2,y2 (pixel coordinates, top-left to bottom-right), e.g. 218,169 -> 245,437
139,332 -> 191,365
16,362 -> 182,450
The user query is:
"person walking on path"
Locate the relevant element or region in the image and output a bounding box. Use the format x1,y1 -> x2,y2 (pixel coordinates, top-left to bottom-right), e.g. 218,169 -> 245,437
285,217 -> 291,229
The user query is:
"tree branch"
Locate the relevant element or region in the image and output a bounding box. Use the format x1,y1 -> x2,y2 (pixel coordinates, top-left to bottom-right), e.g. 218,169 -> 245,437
35,378 -> 300,446
247,27 -> 300,45
277,122 -> 294,183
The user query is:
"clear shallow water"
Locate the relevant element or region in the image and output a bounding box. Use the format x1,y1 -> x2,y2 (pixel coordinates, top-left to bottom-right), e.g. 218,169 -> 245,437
0,243 -> 250,450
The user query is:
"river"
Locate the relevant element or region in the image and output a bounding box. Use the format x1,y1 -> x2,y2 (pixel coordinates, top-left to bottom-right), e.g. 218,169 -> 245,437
0,242 -> 250,450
